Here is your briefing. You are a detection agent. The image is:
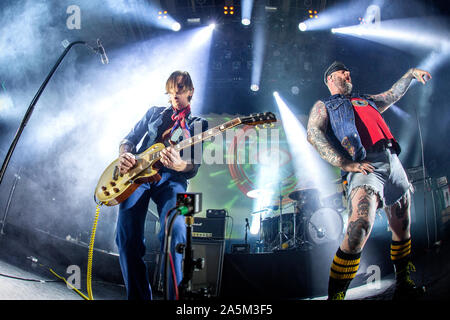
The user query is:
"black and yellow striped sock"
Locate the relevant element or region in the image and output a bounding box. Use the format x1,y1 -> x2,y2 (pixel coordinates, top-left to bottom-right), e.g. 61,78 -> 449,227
328,248 -> 361,299
391,238 -> 412,283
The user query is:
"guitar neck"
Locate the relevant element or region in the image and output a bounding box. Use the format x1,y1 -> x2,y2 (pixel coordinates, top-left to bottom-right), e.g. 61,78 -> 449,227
149,118 -> 242,161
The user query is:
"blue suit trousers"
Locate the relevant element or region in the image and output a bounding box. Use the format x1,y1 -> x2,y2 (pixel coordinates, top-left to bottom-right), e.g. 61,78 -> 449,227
115,172 -> 187,300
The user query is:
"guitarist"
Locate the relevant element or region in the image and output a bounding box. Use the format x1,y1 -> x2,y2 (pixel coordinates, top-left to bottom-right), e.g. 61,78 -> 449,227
116,70 -> 208,300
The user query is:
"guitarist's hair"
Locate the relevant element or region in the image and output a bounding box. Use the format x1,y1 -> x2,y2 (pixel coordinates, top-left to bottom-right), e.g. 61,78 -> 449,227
165,70 -> 194,102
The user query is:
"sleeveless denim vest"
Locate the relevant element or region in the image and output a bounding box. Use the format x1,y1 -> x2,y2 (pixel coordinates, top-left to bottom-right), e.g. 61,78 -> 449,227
322,93 -> 378,162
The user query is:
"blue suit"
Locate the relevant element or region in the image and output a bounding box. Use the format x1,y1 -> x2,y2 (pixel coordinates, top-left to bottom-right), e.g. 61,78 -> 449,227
115,106 -> 207,300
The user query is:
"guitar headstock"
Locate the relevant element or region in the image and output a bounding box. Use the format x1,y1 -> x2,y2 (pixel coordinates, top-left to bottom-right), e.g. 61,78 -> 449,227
240,112 -> 277,126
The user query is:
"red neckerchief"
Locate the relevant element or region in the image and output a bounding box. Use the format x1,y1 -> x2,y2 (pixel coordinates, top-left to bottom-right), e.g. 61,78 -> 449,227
170,105 -> 191,139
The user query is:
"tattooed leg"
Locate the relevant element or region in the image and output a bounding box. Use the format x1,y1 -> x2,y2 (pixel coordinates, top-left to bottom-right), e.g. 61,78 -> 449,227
341,186 -> 379,254
386,191 -> 411,242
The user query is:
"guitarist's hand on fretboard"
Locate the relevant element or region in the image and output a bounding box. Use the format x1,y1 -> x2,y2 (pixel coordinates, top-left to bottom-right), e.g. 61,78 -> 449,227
96,112 -> 277,206
119,152 -> 137,175
160,146 -> 194,172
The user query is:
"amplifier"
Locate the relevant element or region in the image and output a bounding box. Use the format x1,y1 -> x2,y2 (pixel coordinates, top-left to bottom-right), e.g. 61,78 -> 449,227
206,209 -> 227,218
192,217 -> 226,240
191,239 -> 225,297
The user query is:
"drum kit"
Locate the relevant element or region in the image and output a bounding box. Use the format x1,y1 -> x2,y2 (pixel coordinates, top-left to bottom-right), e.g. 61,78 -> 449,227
248,185 -> 345,252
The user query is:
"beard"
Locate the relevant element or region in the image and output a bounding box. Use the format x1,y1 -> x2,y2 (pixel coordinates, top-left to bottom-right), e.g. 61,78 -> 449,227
336,77 -> 353,95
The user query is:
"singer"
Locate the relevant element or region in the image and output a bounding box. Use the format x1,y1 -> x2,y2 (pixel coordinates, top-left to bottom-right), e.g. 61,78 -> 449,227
306,61 -> 431,300
116,71 -> 208,300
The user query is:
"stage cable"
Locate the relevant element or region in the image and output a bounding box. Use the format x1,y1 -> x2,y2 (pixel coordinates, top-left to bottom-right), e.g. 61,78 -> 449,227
45,202 -> 103,300
163,207 -> 180,300
414,106 -> 430,288
86,202 -> 102,300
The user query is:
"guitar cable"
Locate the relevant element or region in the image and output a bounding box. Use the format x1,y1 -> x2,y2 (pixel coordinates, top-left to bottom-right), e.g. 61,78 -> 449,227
86,202 -> 102,300
44,202 -> 103,300
163,207 -> 180,300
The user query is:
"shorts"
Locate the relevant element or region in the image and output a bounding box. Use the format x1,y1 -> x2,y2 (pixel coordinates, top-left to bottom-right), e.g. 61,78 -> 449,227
346,149 -> 411,208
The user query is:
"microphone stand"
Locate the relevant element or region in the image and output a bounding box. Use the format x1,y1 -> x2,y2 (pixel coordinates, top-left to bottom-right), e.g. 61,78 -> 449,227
244,218 -> 249,245
0,40 -> 101,185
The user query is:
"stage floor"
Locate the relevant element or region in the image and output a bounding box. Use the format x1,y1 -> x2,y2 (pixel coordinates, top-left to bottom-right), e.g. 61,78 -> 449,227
1,226 -> 449,301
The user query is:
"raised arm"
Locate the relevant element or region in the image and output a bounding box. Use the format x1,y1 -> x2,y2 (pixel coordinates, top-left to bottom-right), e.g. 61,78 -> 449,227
367,68 -> 432,113
306,100 -> 374,175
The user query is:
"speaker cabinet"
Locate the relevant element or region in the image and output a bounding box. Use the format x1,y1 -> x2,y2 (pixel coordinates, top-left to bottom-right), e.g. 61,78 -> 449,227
190,239 -> 225,297
410,178 -> 441,247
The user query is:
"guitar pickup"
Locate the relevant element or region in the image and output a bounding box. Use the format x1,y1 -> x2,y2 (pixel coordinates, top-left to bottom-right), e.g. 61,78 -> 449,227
113,166 -> 119,181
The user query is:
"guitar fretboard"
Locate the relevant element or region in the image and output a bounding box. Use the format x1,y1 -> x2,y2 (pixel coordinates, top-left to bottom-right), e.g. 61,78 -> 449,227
149,118 -> 242,161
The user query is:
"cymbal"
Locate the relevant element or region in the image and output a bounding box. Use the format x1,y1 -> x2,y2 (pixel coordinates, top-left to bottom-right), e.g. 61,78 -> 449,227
246,189 -> 274,199
288,188 -> 319,201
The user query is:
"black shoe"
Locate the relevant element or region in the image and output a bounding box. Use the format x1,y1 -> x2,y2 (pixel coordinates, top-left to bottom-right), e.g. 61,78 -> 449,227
393,281 -> 426,300
327,292 -> 346,300
393,262 -> 426,300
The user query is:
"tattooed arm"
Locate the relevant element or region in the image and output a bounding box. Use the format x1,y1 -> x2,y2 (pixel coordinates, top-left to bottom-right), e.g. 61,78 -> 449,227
367,68 -> 432,113
307,100 -> 374,174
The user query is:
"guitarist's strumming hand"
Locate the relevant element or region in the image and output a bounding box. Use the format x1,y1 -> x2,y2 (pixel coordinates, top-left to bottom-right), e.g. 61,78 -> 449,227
119,152 -> 137,175
160,146 -> 194,173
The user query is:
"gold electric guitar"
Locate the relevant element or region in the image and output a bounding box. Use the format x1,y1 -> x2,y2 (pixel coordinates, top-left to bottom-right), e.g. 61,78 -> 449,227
94,112 -> 277,206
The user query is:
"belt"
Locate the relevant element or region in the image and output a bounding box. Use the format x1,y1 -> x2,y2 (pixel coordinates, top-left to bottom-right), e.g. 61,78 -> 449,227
366,140 -> 394,153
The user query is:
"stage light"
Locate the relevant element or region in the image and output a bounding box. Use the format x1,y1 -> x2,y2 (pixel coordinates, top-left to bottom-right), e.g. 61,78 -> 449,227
224,6 -> 235,15
298,1 -> 376,32
250,16 -> 265,101
187,18 -> 201,25
242,18 -> 251,26
250,84 -> 259,92
158,10 -> 168,19
208,23 -> 216,30
330,18 -> 450,53
242,0 -> 253,26
150,6 -> 181,31
308,9 -> 318,19
171,22 -> 181,31
298,22 -> 307,32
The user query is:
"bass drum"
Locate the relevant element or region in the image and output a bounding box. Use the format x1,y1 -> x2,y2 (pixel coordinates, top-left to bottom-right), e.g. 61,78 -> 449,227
307,207 -> 344,245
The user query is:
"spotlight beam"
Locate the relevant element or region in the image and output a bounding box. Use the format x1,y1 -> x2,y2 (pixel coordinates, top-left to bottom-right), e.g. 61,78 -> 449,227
273,92 -> 336,197
331,18 -> 450,53
250,5 -> 266,92
241,0 -> 254,26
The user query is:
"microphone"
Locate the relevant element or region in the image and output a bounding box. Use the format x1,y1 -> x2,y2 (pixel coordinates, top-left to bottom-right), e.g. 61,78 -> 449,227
245,218 -> 250,228
96,39 -> 109,64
